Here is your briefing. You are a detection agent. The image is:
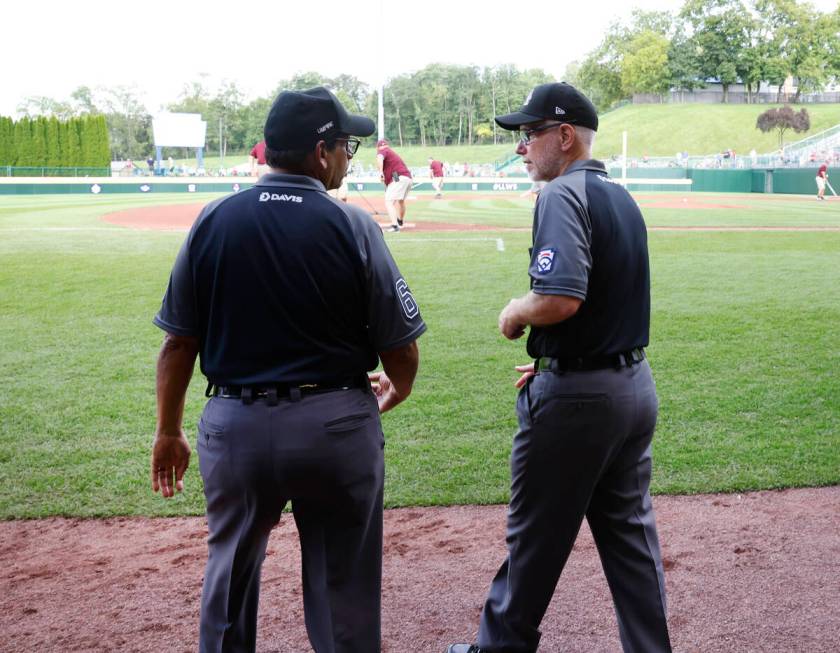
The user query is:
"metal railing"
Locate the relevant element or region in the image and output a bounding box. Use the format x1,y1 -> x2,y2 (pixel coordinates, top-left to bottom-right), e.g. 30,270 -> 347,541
779,124 -> 840,158
633,91 -> 840,104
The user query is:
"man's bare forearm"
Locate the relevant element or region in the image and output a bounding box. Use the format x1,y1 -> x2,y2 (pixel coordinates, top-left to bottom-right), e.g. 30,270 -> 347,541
499,292 -> 582,340
509,291 -> 581,326
378,341 -> 419,409
156,334 -> 199,435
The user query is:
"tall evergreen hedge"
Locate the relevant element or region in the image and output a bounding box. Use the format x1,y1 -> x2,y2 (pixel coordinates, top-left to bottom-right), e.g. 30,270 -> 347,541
0,114 -> 111,169
0,117 -> 14,166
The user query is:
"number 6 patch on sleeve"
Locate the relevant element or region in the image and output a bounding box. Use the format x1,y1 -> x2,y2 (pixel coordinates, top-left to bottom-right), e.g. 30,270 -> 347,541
395,278 -> 419,318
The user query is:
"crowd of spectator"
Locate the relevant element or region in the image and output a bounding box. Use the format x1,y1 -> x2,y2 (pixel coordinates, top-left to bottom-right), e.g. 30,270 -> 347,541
114,146 -> 837,179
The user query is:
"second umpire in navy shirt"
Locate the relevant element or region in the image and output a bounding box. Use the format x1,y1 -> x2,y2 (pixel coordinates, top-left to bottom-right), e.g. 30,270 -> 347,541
150,86 -> 426,653
449,83 -> 671,653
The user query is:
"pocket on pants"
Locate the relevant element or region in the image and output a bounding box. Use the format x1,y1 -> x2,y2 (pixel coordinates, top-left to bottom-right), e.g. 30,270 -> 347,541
533,392 -> 610,426
324,412 -> 373,434
197,399 -> 228,484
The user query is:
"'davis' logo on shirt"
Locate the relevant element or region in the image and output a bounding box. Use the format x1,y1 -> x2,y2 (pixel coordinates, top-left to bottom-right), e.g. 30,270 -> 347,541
259,192 -> 303,203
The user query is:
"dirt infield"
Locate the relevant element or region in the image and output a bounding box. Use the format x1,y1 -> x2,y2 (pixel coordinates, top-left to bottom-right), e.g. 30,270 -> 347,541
101,195 -> 840,233
101,199 -> 506,232
2,486 -> 837,652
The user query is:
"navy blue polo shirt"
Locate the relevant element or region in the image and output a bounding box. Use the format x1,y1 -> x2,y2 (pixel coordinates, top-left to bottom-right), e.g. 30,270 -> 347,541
154,173 -> 426,385
526,159 -> 650,358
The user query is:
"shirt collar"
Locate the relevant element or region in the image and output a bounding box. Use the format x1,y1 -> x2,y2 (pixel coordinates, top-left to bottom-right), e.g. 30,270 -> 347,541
562,159 -> 606,176
256,173 -> 326,192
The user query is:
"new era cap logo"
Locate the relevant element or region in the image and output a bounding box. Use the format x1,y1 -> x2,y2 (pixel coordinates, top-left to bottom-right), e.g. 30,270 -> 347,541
555,107 -> 566,115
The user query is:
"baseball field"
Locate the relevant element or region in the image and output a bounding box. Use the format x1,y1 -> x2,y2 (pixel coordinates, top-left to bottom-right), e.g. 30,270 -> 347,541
1,190 -> 839,651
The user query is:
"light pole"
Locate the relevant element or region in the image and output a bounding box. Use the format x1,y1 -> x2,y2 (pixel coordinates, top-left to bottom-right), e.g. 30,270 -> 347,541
219,117 -> 224,173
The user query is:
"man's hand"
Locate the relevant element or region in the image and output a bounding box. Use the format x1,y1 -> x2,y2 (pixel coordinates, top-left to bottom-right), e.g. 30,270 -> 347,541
369,371 -> 399,413
513,362 -> 536,388
151,430 -> 191,498
152,333 -> 198,498
499,298 -> 526,340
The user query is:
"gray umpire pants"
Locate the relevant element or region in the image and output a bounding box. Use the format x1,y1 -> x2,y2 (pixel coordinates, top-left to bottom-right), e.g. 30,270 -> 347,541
196,387 -> 384,653
477,360 -> 671,653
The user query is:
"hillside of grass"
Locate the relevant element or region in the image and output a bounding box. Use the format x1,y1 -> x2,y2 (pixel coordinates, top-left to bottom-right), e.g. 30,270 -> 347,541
179,103 -> 840,171
594,103 -> 840,159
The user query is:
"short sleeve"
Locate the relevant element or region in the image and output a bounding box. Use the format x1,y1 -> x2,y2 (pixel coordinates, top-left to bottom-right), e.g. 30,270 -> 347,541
529,182 -> 592,300
153,235 -> 198,337
350,210 -> 426,351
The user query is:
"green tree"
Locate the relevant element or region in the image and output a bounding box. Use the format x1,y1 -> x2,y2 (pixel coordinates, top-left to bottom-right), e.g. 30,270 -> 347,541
16,96 -> 73,119
31,117 -> 48,166
70,86 -> 97,114
79,115 -> 102,168
46,116 -> 61,167
0,117 -> 14,166
621,31 -> 672,97
66,118 -> 83,166
681,0 -> 754,102
100,85 -> 151,160
756,105 -> 810,148
577,53 -> 624,111
95,115 -> 112,167
209,81 -> 246,159
667,27 -> 705,95
240,96 -> 272,151
14,118 -> 33,166
577,11 -> 673,108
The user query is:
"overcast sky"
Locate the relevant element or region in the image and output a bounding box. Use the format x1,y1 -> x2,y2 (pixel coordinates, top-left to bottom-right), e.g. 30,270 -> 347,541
2,0 -> 837,116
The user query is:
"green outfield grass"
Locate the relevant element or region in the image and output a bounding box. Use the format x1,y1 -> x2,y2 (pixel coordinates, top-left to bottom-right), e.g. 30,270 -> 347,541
0,192 -> 838,518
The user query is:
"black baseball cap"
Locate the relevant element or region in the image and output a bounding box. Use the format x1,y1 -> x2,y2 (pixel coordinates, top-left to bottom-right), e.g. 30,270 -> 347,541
264,86 -> 375,150
495,82 -> 599,132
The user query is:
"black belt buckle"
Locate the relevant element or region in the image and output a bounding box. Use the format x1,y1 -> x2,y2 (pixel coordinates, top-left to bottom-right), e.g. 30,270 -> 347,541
627,348 -> 645,366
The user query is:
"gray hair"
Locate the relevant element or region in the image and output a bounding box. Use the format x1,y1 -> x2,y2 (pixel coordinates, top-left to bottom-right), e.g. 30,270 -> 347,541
574,125 -> 596,151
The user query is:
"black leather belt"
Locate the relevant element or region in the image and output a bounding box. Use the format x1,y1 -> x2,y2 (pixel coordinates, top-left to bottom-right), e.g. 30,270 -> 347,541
536,348 -> 645,374
206,378 -> 364,405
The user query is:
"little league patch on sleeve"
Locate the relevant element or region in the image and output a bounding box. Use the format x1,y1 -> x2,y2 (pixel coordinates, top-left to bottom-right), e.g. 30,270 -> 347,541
536,248 -> 557,274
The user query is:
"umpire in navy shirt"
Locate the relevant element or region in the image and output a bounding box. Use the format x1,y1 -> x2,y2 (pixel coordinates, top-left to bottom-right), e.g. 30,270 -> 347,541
150,86 -> 426,653
449,83 -> 671,653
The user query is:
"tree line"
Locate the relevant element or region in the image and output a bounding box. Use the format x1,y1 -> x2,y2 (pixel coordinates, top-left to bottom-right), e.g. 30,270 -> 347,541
567,0 -> 840,108
9,0 -> 840,162
12,64 -> 555,162
0,115 -> 110,169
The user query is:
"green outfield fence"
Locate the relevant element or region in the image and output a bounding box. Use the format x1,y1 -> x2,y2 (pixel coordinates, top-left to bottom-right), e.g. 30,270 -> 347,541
1,166 -> 111,177
606,167 -> 832,195
0,167 -> 832,195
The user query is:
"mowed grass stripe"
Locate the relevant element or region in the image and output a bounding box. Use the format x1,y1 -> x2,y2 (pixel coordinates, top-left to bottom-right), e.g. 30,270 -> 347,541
0,195 -> 837,517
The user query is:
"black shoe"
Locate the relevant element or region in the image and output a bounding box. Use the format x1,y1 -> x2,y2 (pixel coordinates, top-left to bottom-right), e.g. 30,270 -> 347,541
446,646 -> 486,653
386,225 -> 400,232
397,218 -> 404,226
